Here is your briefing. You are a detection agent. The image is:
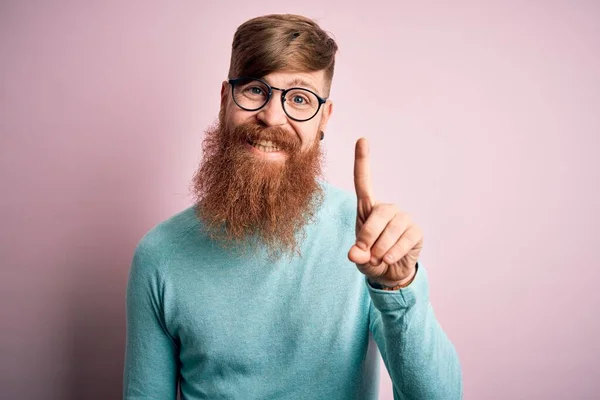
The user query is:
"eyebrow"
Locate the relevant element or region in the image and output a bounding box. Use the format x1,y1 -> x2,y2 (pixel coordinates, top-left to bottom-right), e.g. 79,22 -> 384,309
288,78 -> 320,95
265,77 -> 322,96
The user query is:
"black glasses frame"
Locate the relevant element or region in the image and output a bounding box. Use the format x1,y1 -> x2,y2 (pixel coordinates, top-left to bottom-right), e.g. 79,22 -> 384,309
228,77 -> 328,122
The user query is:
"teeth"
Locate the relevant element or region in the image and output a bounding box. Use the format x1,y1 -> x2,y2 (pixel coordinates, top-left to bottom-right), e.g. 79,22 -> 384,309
255,140 -> 276,147
251,140 -> 281,152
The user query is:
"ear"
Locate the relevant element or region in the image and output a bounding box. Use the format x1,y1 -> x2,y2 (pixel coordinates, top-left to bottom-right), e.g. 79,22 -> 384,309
318,100 -> 334,133
220,81 -> 229,110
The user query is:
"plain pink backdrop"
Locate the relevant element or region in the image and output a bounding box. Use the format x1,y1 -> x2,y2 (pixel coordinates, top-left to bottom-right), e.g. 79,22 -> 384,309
1,1 -> 599,399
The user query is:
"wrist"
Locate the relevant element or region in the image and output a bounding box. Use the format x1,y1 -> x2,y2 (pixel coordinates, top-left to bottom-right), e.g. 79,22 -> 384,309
368,267 -> 418,290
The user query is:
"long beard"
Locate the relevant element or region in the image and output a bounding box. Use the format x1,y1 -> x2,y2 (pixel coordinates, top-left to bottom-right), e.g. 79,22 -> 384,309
191,114 -> 324,257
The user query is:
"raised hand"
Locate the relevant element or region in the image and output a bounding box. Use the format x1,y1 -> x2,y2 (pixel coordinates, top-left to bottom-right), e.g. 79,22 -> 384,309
347,138 -> 423,288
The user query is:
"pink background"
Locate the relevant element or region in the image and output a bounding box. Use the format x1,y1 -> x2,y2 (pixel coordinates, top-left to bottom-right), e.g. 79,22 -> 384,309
1,1 -> 599,399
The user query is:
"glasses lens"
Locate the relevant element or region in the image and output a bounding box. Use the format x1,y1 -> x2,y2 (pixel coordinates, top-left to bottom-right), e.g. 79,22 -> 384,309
232,78 -> 270,110
284,89 -> 320,121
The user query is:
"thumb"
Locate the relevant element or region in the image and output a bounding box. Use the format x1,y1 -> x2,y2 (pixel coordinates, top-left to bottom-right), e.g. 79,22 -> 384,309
348,244 -> 371,265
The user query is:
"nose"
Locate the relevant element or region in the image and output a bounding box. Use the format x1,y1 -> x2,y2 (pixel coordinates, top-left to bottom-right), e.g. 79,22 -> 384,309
256,92 -> 287,127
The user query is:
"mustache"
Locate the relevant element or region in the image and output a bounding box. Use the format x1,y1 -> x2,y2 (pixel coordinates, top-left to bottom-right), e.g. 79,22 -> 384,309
232,123 -> 301,152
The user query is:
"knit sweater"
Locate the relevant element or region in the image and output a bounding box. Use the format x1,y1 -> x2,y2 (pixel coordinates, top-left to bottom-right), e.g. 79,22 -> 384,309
123,182 -> 462,399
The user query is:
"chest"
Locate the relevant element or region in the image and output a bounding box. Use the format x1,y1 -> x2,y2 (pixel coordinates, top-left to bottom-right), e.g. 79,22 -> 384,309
166,253 -> 371,380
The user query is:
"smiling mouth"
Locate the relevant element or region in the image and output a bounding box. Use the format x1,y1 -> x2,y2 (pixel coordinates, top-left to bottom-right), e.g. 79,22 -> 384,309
248,139 -> 282,153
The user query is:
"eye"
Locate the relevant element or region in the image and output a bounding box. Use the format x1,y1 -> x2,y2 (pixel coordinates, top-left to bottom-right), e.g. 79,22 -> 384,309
292,94 -> 308,104
247,86 -> 265,95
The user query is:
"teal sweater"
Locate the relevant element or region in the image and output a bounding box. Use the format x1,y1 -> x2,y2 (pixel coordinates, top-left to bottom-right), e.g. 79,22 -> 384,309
123,183 -> 462,399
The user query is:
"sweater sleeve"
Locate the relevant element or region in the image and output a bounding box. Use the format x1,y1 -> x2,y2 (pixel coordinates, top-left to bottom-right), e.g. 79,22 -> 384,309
123,239 -> 179,400
367,264 -> 463,400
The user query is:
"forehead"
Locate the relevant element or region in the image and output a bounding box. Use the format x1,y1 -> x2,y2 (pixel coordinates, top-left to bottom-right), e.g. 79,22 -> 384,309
261,70 -> 326,95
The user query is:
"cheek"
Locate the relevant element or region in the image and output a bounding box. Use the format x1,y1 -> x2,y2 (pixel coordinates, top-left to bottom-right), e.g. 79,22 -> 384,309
224,105 -> 254,128
297,125 -> 320,150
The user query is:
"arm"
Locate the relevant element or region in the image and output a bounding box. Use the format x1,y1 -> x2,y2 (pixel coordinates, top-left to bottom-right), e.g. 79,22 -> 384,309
368,265 -> 463,400
348,138 -> 462,397
123,239 -> 179,399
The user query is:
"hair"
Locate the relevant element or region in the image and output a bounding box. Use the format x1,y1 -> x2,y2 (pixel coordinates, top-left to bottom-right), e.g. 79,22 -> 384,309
228,14 -> 339,96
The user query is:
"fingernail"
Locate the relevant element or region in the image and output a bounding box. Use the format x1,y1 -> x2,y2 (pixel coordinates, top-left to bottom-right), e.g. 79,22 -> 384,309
370,257 -> 378,265
356,241 -> 367,251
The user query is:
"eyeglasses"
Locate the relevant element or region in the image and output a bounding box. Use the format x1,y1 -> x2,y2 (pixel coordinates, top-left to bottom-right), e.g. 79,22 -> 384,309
228,77 -> 328,122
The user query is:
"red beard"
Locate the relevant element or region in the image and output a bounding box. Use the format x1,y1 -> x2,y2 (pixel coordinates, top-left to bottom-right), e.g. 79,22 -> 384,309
192,114 -> 324,257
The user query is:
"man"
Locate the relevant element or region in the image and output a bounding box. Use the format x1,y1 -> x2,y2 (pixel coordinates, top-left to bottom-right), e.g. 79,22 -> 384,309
123,14 -> 462,400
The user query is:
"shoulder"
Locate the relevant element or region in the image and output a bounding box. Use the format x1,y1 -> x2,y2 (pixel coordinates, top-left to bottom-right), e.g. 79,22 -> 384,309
318,181 -> 356,230
130,206 -> 201,277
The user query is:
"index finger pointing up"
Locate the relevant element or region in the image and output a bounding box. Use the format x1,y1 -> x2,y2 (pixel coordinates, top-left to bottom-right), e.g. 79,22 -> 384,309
354,137 -> 374,203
